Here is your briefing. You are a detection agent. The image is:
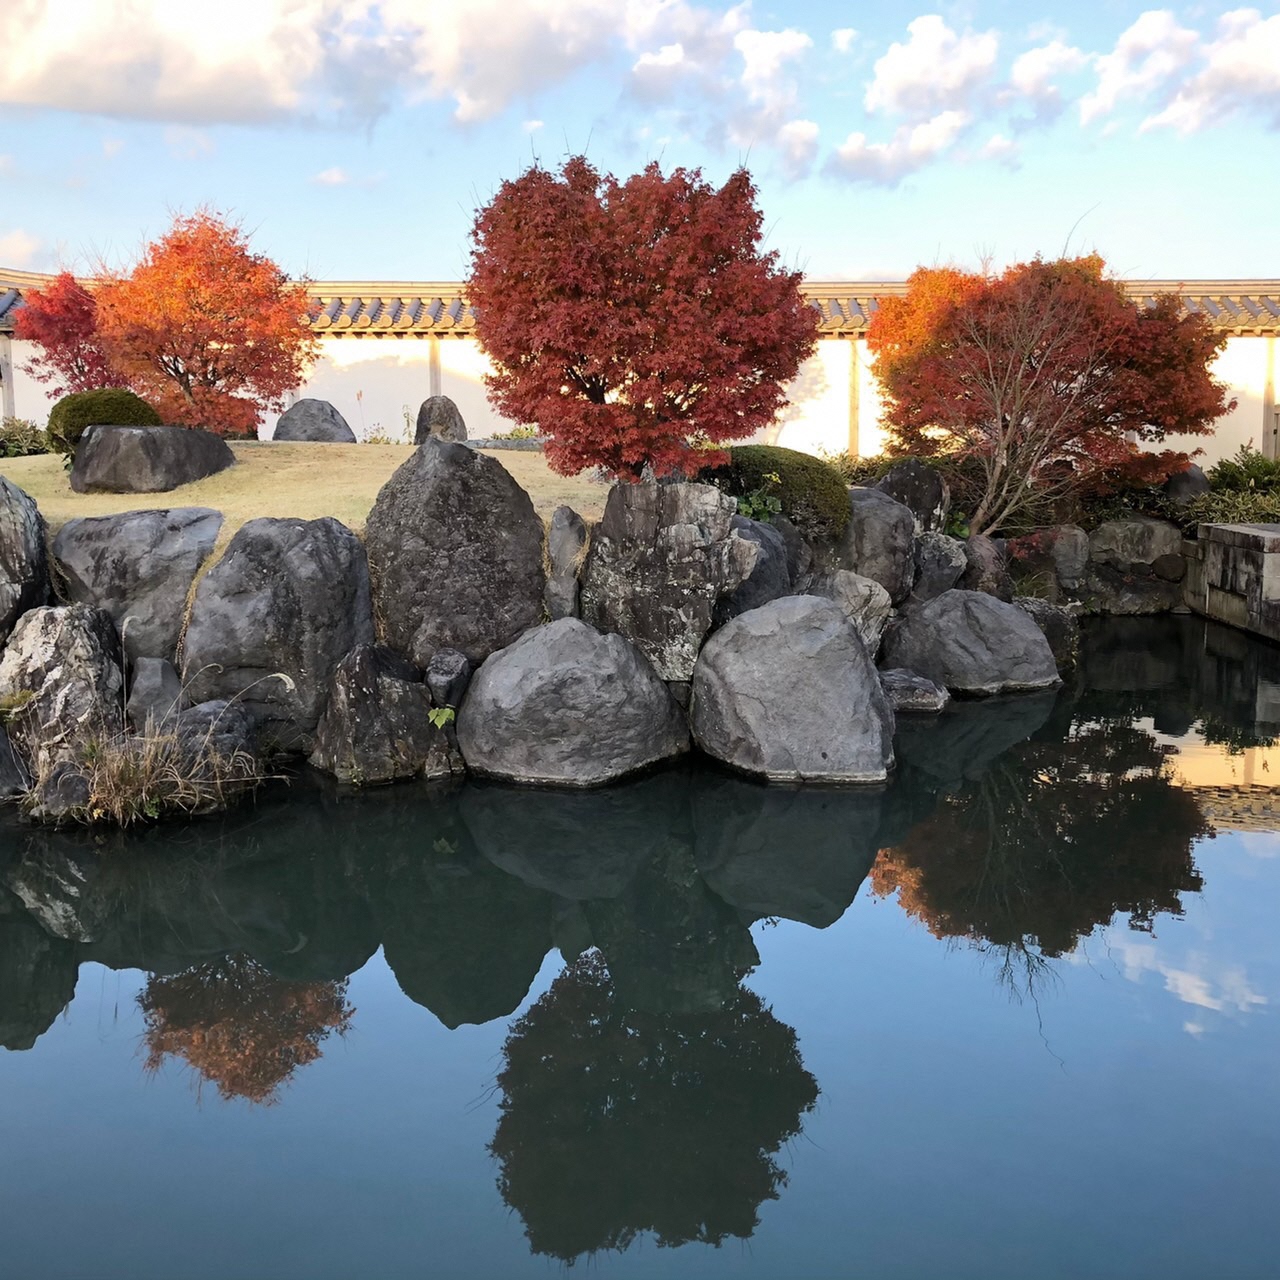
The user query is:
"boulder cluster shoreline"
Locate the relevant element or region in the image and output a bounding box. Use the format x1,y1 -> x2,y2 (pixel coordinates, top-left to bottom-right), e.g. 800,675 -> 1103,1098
0,421 -> 1196,828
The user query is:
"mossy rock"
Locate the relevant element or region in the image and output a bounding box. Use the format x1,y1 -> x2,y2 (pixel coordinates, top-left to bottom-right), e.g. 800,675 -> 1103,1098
47,389 -> 162,459
705,445 -> 850,541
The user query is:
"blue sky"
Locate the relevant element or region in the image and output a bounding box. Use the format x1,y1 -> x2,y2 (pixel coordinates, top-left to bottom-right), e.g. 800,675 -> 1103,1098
1,1 -> 1277,283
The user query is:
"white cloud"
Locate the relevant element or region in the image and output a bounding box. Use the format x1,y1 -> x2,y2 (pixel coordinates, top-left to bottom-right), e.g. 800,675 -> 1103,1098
1142,8 -> 1280,133
163,125 -> 214,160
831,27 -> 857,55
864,15 -> 999,120
734,27 -> 812,113
1079,9 -> 1198,126
312,166 -> 350,185
828,109 -> 968,184
776,117 -> 819,178
522,118 -> 545,133
1009,38 -> 1088,119
0,228 -> 40,266
979,131 -> 1020,163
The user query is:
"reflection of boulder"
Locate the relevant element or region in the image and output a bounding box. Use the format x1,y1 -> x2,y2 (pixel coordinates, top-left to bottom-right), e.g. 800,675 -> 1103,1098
369,810 -> 555,1028
894,691 -> 1058,786
0,908 -> 79,1051
462,773 -> 688,900
491,950 -> 818,1263
692,774 -> 882,927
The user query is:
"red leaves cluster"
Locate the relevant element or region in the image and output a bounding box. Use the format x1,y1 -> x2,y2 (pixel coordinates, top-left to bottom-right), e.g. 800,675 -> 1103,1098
468,157 -> 818,478
13,271 -> 121,397
868,255 -> 1234,533
14,211 -> 317,436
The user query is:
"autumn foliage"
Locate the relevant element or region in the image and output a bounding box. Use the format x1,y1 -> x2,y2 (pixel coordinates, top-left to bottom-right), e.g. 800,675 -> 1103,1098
13,271 -> 121,397
867,256 -> 1233,534
468,157 -> 817,478
138,954 -> 354,1105
94,211 -> 318,436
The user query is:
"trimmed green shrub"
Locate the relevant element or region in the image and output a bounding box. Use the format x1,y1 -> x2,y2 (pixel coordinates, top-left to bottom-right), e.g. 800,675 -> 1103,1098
0,417 -> 51,458
47,388 -> 162,459
1207,444 -> 1280,493
1168,488 -> 1280,534
706,444 -> 850,540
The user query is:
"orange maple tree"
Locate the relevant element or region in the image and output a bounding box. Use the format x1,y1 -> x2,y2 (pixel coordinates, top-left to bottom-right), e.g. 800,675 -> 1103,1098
468,157 -> 818,479
868,256 -> 1233,534
13,270 -> 122,397
94,210 -> 318,436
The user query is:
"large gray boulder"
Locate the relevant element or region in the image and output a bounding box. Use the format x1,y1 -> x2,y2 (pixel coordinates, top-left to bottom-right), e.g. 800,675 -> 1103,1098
414,395 -> 467,444
365,438 -> 546,667
0,605 -> 124,775
912,531 -> 968,604
881,589 -> 1060,696
0,476 -> 50,646
272,398 -> 356,443
70,425 -> 234,494
690,595 -> 895,783
544,505 -> 587,621
125,657 -> 184,729
959,534 -> 1014,601
1163,464 -> 1210,506
876,459 -> 950,533
830,487 -> 915,604
580,481 -> 755,681
182,517 -> 374,751
714,515 -> 792,625
1082,517 -> 1185,615
457,618 -> 689,786
1015,598 -> 1080,671
805,569 -> 892,654
52,508 -> 223,663
309,644 -> 463,785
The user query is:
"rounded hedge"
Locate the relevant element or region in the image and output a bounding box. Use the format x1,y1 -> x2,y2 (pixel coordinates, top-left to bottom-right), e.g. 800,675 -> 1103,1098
705,444 -> 850,540
47,388 -> 162,458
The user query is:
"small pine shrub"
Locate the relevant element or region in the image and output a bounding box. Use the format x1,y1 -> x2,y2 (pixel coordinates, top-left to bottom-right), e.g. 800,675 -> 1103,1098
1169,488 -> 1280,535
820,450 -> 895,486
0,417 -> 51,458
47,388 -> 161,459
1207,444 -> 1280,493
705,444 -> 850,540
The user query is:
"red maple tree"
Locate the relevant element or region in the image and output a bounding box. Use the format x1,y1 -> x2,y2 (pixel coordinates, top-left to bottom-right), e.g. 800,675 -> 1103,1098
13,270 -> 122,397
94,210 -> 318,436
867,256 -> 1234,534
468,157 -> 818,478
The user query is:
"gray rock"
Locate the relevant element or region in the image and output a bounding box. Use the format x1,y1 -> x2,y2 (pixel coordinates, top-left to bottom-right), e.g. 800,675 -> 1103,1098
769,515 -> 812,581
0,605 -> 124,775
830,487 -> 915,604
545,505 -> 587,621
365,438 -> 546,667
876,458 -> 950,533
1082,517 -> 1187,615
1014,598 -> 1081,671
805,569 -> 892,654
27,760 -> 91,823
690,595 -> 895,783
580,481 -> 755,681
0,724 -> 31,798
182,517 -> 374,751
52,508 -> 223,663
414,395 -> 467,444
173,699 -> 257,763
1089,517 -> 1184,570
912,532 -> 968,603
457,618 -> 688,786
309,644 -> 463,785
1162,464 -> 1210,506
959,534 -> 1014,601
1080,564 -> 1185,615
1,476 -> 50,646
272,398 -> 356,443
881,589 -> 1060,696
125,657 -> 184,730
692,777 -> 883,928
878,668 -> 950,714
70,425 -> 234,494
714,516 -> 792,625
1049,526 -> 1089,590
426,648 -> 471,709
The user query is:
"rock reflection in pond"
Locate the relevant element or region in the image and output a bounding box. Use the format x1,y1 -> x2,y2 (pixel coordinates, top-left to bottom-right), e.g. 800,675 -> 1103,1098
138,954 -> 354,1104
490,950 -> 818,1265
0,900 -> 79,1051
874,716 -> 1210,977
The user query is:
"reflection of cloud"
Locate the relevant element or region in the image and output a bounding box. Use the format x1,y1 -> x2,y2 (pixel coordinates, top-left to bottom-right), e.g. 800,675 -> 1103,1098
1108,936 -> 1268,1021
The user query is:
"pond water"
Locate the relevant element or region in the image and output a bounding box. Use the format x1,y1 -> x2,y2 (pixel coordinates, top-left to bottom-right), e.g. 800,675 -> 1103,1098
2,617 -> 1279,1280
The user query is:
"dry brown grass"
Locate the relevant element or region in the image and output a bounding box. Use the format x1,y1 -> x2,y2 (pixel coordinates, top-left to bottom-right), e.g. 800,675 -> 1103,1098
0,442 -> 612,547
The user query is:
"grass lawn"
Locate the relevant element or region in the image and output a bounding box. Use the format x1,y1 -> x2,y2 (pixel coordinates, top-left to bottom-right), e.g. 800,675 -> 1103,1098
0,442 -> 612,546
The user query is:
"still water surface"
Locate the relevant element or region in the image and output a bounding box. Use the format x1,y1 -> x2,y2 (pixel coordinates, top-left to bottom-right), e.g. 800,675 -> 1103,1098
1,617 -> 1278,1280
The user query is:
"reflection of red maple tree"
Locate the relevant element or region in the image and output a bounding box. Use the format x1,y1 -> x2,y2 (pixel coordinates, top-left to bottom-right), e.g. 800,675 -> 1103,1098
138,954 -> 354,1104
873,721 -> 1209,960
